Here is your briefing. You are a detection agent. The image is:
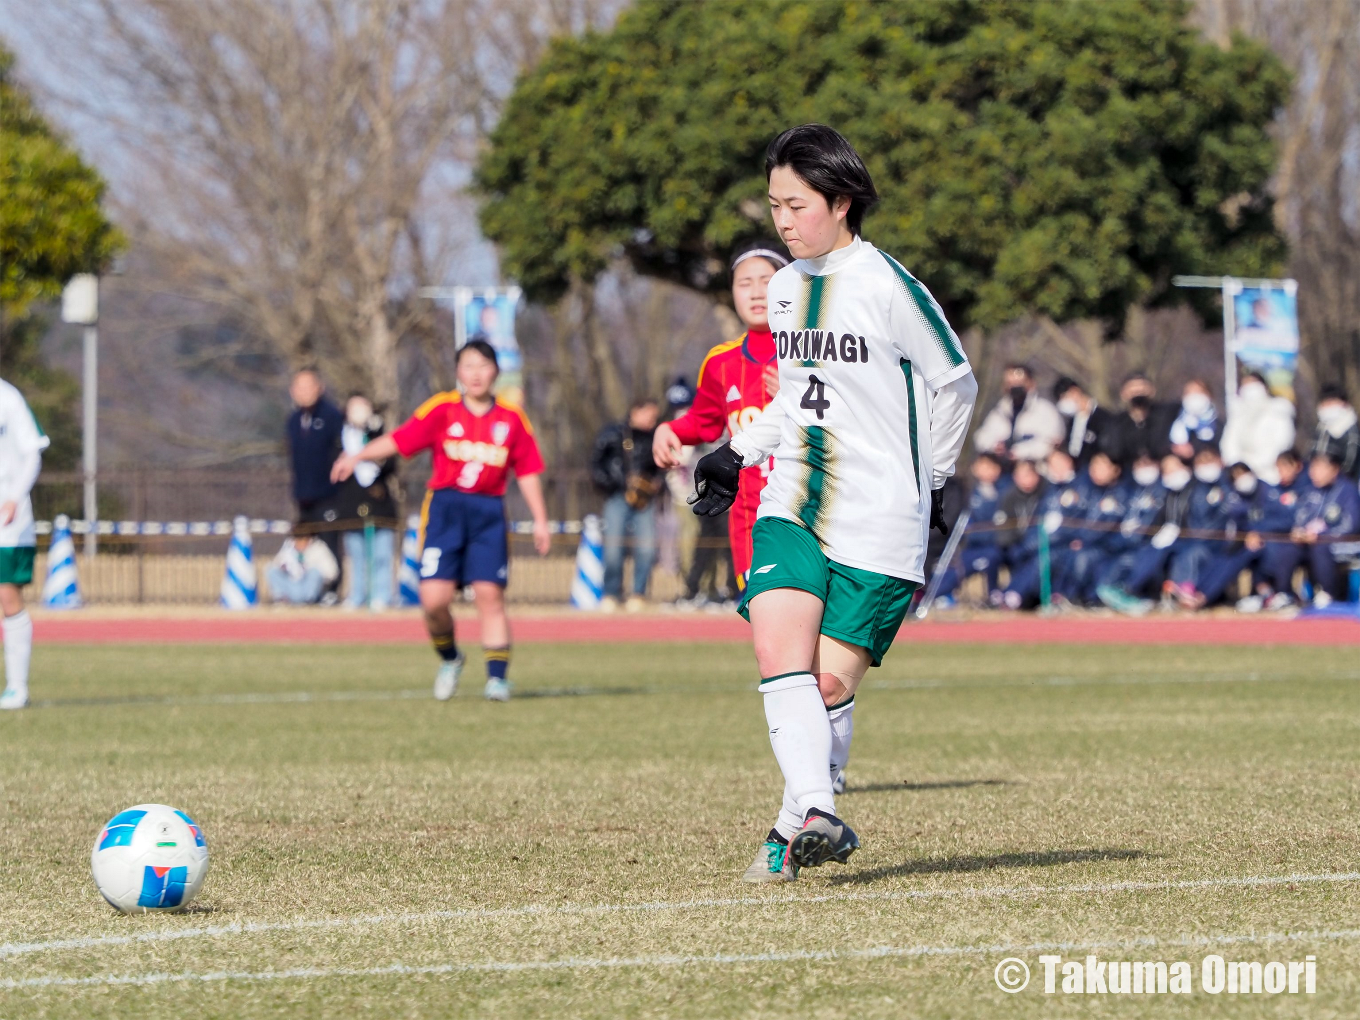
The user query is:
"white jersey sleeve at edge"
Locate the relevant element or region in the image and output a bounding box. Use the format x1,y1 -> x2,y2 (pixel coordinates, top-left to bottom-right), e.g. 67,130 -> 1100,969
927,372 -> 977,490
729,390 -> 785,468
0,384 -> 47,503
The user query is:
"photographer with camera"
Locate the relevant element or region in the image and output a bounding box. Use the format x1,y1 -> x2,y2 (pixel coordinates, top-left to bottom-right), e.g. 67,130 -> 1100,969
590,399 -> 664,611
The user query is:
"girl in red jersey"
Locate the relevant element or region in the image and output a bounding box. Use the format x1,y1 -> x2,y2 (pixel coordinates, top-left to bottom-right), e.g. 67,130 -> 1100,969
652,243 -> 790,590
332,341 -> 551,702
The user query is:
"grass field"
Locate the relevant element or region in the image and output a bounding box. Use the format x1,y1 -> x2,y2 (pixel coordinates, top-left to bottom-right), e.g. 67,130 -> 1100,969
4,638 -> 1360,1018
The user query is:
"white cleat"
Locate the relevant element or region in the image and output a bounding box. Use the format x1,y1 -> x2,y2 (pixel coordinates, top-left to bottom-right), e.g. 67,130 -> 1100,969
0,687 -> 29,710
433,654 -> 464,701
483,677 -> 510,702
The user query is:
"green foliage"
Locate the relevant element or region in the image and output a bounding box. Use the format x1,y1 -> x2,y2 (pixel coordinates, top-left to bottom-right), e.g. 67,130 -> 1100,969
477,0 -> 1288,331
0,43 -> 123,316
0,312 -> 79,471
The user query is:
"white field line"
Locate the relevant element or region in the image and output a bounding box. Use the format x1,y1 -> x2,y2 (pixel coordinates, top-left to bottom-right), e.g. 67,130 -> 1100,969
30,668 -> 1360,710
7,925 -> 1360,990
4,871 -> 1357,963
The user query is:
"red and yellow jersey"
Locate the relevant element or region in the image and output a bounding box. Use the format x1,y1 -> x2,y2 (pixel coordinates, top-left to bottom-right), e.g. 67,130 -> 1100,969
669,330 -> 776,585
391,392 -> 544,496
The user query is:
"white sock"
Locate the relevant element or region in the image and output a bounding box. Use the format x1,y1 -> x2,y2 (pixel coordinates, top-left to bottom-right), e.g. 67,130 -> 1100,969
4,610 -> 32,696
828,697 -> 855,777
762,672 -> 834,828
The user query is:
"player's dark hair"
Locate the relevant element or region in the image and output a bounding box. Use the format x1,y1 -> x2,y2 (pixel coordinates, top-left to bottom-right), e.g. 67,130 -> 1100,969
975,451 -> 1003,468
457,339 -> 499,371
1004,362 -> 1034,380
765,125 -> 878,236
1121,370 -> 1150,388
729,240 -> 790,275
1316,449 -> 1346,468
1319,383 -> 1349,403
1241,370 -> 1267,387
629,397 -> 659,413
1278,449 -> 1303,467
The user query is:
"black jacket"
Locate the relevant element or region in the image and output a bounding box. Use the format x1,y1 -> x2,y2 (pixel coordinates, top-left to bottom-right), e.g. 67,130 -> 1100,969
1105,402 -> 1178,469
590,422 -> 661,497
1312,421 -> 1360,481
332,421 -> 400,529
287,398 -> 345,504
1062,405 -> 1115,467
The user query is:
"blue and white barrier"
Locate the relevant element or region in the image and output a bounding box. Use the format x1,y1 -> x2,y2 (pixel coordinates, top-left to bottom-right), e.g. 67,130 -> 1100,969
40,514 -> 81,608
220,516 -> 258,609
570,514 -> 605,610
398,514 -> 421,606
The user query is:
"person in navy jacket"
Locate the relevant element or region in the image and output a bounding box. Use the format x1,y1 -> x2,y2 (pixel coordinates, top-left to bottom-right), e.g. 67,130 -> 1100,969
1066,452 -> 1131,606
935,453 -> 1010,604
1257,450 -> 1360,609
1001,450 -> 1085,608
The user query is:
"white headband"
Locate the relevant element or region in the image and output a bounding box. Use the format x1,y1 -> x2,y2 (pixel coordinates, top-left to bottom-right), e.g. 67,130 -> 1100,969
730,248 -> 789,272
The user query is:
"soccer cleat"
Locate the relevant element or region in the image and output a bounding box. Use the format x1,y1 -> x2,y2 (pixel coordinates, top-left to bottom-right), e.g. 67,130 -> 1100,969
0,687 -> 28,710
742,837 -> 797,884
433,653 -> 464,701
787,808 -> 859,869
832,770 -> 846,795
483,677 -> 511,702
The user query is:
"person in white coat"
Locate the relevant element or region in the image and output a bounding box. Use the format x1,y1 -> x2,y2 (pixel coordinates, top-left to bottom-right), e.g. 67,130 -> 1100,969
1220,371 -> 1296,485
973,364 -> 1065,463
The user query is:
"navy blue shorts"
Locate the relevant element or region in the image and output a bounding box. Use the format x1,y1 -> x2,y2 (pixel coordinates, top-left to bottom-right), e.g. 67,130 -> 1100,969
418,489 -> 509,587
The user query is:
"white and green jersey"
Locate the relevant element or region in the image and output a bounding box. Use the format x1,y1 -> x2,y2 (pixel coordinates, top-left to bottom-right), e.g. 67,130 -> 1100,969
0,380 -> 49,548
730,236 -> 977,582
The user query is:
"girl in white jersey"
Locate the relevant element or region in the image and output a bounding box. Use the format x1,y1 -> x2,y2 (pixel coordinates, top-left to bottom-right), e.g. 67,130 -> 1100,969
690,125 -> 978,882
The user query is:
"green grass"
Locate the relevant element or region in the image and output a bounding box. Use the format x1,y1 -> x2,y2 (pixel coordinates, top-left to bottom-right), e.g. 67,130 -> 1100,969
4,640 -> 1360,1018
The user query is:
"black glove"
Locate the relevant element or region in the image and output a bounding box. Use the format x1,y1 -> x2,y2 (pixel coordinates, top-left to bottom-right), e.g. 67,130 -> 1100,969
930,487 -> 949,536
688,443 -> 744,517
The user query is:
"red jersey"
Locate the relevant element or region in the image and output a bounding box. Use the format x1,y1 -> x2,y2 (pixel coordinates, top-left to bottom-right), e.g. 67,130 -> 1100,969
669,330 -> 776,585
391,392 -> 544,496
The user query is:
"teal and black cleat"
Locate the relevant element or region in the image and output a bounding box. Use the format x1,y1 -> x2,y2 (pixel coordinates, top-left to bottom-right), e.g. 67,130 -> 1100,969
788,808 -> 859,868
742,833 -> 798,884
483,677 -> 511,702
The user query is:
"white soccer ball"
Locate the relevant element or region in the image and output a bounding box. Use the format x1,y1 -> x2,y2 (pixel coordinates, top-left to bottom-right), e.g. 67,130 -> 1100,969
90,804 -> 209,914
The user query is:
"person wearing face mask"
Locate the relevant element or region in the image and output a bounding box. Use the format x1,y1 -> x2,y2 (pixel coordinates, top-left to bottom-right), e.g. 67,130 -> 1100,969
933,453 -> 1010,606
1190,461 -> 1276,609
998,450 -> 1085,608
1096,454 -> 1168,614
1053,378 -> 1113,468
991,460 -> 1047,607
1310,386 -> 1360,482
1220,371 -> 1296,485
1168,380 -> 1221,461
1233,450 -> 1312,611
332,393 -> 399,611
1096,454 -> 1196,612
1106,372 -> 1178,471
1159,448 -> 1240,608
973,364 -> 1066,464
1249,451 -> 1360,610
1065,452 -> 1132,605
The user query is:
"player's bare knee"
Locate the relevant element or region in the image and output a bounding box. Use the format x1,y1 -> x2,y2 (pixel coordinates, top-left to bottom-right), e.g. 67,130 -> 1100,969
817,672 -> 848,706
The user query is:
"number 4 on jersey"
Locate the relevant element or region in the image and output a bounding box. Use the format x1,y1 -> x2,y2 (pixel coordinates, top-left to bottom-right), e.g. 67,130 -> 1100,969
800,375 -> 830,420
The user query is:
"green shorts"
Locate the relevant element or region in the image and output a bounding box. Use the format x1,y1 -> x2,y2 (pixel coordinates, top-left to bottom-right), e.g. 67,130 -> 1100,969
0,547 -> 36,587
736,517 -> 919,666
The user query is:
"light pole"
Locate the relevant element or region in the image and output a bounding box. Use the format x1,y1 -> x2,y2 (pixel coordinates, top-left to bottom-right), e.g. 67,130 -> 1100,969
61,273 -> 99,558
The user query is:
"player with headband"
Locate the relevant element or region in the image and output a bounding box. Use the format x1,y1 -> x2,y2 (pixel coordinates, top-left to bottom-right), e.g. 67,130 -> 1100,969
689,125 -> 977,883
653,243 -> 790,597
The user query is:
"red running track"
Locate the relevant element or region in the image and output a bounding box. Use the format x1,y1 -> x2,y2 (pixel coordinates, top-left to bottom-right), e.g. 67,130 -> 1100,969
26,613 -> 1360,645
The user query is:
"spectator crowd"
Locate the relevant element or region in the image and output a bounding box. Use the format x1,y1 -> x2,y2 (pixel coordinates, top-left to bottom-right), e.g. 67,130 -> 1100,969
944,364 -> 1360,614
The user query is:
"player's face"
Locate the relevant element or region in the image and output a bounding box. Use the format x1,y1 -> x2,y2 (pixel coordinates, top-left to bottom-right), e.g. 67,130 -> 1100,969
731,258 -> 776,330
457,350 -> 498,400
768,166 -> 851,260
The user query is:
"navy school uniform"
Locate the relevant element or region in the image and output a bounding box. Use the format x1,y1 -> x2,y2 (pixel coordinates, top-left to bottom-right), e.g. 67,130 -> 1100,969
1098,480 -> 1167,592
1067,478 -> 1133,604
1263,477 -> 1360,599
1167,477 -> 1237,593
1197,476 -> 1308,605
939,476 -> 1011,596
1111,484 -> 1195,597
1004,476 -> 1088,604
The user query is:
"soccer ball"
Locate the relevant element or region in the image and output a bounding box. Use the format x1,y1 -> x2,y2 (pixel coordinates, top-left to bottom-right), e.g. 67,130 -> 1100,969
90,804 -> 209,914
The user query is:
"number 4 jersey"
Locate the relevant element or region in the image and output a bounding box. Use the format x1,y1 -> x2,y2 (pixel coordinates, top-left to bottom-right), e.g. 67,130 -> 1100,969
391,392 -> 545,496
730,236 -> 978,583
